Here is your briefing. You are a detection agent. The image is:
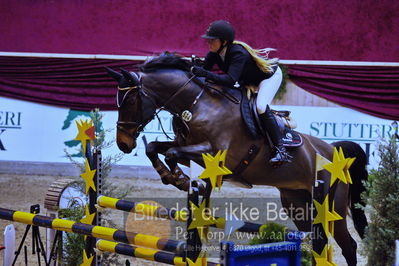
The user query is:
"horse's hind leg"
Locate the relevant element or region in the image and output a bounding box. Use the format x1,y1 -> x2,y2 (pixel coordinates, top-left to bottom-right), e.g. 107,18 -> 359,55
332,182 -> 357,266
279,188 -> 312,232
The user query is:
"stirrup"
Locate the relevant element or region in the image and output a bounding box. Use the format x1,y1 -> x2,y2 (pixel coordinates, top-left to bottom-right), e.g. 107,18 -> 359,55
269,147 -> 292,166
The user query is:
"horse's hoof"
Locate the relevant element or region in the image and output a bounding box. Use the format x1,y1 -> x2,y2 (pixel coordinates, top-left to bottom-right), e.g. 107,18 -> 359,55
161,177 -> 170,185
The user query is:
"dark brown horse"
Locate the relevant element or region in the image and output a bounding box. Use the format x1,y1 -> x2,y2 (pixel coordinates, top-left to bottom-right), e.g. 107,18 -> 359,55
107,54 -> 368,265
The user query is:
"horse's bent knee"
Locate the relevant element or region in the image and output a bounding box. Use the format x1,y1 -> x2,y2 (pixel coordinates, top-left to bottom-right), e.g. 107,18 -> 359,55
145,142 -> 158,159
165,149 -> 180,160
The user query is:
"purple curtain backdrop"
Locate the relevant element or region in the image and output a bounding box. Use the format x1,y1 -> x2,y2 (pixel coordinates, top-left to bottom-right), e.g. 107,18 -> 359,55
1,56 -> 398,119
1,0 -> 398,62
1,1 -> 398,118
0,56 -> 140,110
288,65 -> 399,120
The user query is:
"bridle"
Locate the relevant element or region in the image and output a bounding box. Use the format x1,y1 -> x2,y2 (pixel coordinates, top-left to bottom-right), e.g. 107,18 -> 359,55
116,86 -> 144,139
116,73 -> 198,140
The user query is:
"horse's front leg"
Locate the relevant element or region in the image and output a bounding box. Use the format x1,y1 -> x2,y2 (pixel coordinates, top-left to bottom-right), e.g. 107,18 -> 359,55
164,141 -> 213,192
145,140 -> 182,186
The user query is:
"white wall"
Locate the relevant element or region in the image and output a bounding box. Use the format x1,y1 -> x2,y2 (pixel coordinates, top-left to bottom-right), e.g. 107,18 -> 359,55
0,96 -> 395,169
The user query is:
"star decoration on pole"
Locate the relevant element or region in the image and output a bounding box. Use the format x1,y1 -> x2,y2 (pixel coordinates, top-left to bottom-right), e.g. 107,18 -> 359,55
313,194 -> 343,237
328,201 -> 342,237
312,244 -> 337,266
198,150 -> 232,190
75,119 -> 95,153
338,147 -> 354,184
80,158 -> 96,194
186,252 -> 208,266
323,148 -> 349,186
80,204 -> 96,225
80,249 -> 94,266
188,200 -> 216,241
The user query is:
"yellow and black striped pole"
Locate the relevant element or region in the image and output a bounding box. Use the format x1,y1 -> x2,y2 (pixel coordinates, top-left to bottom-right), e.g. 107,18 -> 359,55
96,240 -> 220,266
0,208 -> 185,256
97,195 -> 263,234
97,195 -> 187,222
97,240 -> 185,266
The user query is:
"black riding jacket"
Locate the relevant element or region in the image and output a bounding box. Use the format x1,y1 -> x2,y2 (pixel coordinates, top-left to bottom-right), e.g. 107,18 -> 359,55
203,43 -> 276,87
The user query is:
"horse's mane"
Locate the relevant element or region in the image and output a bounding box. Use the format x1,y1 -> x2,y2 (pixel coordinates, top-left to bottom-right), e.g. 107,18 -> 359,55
140,52 -> 191,73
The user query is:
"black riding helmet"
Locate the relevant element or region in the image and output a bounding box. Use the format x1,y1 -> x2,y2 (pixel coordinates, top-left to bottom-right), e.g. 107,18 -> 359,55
202,20 -> 235,43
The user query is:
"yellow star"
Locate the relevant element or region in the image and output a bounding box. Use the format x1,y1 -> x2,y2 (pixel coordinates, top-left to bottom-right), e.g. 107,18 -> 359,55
323,148 -> 348,186
344,157 -> 355,184
313,194 -> 342,237
188,200 -> 216,232
338,147 -> 355,184
216,150 -> 229,189
186,253 -> 208,266
312,244 -> 336,266
80,249 -> 94,266
196,225 -> 210,243
199,151 -> 232,190
80,204 -> 96,225
75,119 -> 94,153
80,159 -> 96,194
328,201 -> 343,237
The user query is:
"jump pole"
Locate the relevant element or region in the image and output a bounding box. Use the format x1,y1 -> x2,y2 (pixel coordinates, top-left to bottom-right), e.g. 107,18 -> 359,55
96,240 -> 219,266
0,208 -> 185,256
97,195 -> 263,234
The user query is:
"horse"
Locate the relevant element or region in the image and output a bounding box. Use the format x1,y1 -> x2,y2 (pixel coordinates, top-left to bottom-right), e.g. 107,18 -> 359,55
106,53 -> 368,265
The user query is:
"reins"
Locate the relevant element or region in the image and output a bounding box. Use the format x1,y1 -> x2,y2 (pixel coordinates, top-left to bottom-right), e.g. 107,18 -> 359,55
203,83 -> 240,104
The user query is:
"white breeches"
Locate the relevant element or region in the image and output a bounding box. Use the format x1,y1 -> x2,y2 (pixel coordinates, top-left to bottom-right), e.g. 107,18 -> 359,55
256,66 -> 283,114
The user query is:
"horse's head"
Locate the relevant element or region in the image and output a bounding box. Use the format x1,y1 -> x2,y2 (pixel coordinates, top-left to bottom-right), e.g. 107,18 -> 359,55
107,54 -> 196,153
106,67 -> 156,153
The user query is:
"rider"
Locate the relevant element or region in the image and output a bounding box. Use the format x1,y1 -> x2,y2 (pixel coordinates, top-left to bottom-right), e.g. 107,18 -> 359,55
192,20 -> 290,165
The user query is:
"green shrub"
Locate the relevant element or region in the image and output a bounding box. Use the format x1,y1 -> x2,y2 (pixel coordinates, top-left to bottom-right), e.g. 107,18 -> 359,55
361,136 -> 399,266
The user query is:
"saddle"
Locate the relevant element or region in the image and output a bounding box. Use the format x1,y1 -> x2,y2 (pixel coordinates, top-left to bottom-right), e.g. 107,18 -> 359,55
239,88 -> 303,147
195,78 -> 303,148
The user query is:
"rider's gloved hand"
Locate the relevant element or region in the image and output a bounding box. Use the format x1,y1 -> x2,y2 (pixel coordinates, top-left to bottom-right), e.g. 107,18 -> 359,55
191,66 -> 209,78
191,66 -> 235,87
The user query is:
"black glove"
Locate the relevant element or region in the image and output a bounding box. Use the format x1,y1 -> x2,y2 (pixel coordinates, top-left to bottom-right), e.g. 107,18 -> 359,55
192,66 -> 235,87
191,55 -> 205,66
191,66 -> 209,78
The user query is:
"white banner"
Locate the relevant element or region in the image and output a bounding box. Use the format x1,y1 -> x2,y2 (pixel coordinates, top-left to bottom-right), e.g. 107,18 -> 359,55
273,105 -> 396,169
0,96 -> 396,168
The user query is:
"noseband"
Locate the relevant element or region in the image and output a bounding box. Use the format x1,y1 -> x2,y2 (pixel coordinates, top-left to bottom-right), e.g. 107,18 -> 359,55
116,121 -> 143,139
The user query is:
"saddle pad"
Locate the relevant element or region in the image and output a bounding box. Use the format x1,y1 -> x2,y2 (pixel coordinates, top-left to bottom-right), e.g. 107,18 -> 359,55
282,128 -> 303,147
240,90 -> 262,139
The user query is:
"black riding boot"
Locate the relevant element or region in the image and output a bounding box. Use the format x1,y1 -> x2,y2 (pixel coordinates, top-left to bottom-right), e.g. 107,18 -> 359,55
259,106 -> 291,165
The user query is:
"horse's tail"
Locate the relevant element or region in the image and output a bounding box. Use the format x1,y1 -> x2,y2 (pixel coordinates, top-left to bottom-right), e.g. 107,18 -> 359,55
332,141 -> 368,239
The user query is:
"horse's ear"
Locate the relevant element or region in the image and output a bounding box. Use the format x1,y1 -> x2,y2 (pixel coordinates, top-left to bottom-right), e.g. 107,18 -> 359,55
105,67 -> 122,81
121,68 -> 139,86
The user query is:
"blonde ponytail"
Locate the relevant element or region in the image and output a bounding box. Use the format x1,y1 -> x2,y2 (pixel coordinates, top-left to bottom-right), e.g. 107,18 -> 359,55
233,40 -> 278,73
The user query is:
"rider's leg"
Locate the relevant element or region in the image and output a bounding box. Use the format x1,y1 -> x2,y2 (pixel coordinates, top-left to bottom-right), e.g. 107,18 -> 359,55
259,106 -> 291,165
256,66 -> 282,113
256,67 -> 290,165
